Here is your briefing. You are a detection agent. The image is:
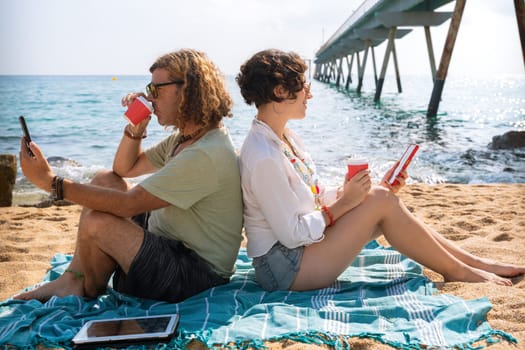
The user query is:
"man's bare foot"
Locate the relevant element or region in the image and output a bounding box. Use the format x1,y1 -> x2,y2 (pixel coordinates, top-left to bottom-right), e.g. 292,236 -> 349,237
13,273 -> 84,302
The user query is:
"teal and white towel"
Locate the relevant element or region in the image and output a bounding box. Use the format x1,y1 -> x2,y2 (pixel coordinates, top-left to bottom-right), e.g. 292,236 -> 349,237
0,241 -> 517,349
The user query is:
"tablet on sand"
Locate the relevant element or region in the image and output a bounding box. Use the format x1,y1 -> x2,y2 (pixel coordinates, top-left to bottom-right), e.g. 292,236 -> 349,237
72,314 -> 179,348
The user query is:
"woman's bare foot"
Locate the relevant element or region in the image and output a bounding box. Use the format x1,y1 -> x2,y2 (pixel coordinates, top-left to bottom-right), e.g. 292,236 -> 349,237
13,273 -> 85,302
444,266 -> 513,286
476,258 -> 525,277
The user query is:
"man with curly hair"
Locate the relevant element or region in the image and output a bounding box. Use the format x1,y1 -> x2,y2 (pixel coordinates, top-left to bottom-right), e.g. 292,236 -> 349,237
18,49 -> 243,303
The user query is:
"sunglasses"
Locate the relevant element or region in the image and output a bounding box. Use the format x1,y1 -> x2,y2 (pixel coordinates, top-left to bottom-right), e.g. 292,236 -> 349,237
146,80 -> 184,98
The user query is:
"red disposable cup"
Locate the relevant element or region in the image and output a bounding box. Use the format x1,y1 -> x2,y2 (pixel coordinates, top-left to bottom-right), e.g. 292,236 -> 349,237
124,96 -> 153,126
347,157 -> 368,180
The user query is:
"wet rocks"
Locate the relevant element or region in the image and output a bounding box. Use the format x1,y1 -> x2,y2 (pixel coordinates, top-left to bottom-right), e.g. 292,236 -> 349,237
489,130 -> 525,150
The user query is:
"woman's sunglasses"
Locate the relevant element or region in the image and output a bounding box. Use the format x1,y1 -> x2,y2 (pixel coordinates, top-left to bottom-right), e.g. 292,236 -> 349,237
146,80 -> 184,98
304,82 -> 311,93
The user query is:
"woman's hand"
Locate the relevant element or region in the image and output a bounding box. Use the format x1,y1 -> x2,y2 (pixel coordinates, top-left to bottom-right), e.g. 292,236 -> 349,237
381,168 -> 408,194
19,138 -> 54,192
339,169 -> 371,211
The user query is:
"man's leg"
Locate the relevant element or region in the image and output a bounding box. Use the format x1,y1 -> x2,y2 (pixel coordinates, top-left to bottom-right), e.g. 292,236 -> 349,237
14,171 -> 144,301
71,209 -> 145,298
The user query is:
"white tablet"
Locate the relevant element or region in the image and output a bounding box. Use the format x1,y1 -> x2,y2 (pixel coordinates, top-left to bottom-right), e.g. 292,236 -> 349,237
72,314 -> 179,348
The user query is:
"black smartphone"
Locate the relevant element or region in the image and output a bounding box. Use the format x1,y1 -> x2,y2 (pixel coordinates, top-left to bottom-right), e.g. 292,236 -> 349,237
19,115 -> 34,156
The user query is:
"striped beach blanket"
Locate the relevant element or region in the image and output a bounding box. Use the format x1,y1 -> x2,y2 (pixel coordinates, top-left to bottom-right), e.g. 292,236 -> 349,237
0,241 -> 517,349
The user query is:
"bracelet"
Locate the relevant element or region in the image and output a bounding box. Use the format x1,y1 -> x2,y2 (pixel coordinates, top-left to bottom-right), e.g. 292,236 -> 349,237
51,176 -> 64,201
51,176 -> 58,200
65,268 -> 84,280
124,125 -> 147,140
321,205 -> 335,227
58,177 -> 64,200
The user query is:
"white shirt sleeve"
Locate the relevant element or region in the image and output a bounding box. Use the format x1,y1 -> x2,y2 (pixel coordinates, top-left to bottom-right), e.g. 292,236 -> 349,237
248,156 -> 326,248
321,185 -> 339,206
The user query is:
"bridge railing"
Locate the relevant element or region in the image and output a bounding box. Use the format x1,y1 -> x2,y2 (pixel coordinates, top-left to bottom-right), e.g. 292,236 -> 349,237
318,0 -> 382,54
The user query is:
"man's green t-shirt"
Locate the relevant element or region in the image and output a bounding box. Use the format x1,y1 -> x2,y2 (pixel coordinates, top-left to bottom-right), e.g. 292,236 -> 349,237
140,127 -> 243,278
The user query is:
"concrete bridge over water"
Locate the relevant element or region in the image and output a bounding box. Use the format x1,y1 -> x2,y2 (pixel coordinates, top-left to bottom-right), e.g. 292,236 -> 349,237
313,0 -> 525,117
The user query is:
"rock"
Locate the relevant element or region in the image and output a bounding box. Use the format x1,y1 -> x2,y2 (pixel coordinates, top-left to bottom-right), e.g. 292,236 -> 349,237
488,131 -> 525,150
0,154 -> 17,207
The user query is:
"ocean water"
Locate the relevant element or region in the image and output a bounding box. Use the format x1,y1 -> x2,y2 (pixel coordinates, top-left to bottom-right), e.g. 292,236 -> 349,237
0,74 -> 524,205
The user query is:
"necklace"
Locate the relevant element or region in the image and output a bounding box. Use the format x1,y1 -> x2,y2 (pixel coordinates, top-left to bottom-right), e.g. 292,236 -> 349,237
282,134 -> 321,209
171,127 -> 206,156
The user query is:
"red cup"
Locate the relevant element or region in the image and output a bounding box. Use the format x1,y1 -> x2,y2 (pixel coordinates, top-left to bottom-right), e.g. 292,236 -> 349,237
124,96 -> 153,126
347,157 -> 368,180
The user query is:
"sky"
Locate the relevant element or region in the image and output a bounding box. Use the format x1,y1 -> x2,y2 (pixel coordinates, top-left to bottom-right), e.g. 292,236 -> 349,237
1,0 -> 523,77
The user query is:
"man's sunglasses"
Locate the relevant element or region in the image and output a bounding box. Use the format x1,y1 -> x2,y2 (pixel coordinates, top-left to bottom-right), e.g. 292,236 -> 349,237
146,80 -> 184,98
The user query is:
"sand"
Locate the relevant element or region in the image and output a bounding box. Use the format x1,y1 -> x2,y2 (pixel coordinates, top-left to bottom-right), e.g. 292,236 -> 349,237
1,183 -> 524,349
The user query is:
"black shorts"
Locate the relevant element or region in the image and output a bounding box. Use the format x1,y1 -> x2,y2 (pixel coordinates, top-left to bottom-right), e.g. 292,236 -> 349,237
112,214 -> 229,303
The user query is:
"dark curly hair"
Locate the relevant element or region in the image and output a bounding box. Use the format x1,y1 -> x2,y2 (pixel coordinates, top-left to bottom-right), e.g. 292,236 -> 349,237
236,49 -> 308,108
149,49 -> 233,130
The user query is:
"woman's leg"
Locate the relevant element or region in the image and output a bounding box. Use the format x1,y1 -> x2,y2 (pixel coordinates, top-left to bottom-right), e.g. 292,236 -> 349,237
427,228 -> 525,277
291,186 -> 513,291
367,226 -> 525,278
366,209 -> 525,277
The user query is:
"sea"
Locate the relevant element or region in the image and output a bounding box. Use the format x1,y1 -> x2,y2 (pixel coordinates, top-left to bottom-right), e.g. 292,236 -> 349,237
1,74 -> 524,205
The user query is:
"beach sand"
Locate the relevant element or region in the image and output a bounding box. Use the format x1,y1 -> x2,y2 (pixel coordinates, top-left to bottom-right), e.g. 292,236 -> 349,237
1,184 -> 524,349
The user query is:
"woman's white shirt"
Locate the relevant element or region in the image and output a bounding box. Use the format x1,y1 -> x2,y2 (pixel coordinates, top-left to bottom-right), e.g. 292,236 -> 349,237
240,118 -> 335,258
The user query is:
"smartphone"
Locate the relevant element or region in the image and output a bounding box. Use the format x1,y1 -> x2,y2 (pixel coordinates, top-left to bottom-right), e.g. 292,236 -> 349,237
387,144 -> 419,186
19,115 -> 34,156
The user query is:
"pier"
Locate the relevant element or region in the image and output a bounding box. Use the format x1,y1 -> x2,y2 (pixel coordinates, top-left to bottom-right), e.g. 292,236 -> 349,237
314,0 -> 525,118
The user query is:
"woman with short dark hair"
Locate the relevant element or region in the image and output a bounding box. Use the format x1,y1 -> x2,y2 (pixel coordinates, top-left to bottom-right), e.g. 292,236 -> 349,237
236,48 -> 525,292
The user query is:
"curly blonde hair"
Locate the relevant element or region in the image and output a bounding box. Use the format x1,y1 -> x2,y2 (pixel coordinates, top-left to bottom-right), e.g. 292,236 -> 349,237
150,49 -> 233,129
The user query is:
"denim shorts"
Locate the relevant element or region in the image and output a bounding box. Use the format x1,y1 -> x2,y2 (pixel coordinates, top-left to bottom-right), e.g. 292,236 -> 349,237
252,242 -> 304,291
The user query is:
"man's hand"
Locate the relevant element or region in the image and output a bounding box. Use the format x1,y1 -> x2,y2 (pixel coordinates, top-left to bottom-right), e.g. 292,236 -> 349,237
19,138 -> 54,192
122,92 -> 151,136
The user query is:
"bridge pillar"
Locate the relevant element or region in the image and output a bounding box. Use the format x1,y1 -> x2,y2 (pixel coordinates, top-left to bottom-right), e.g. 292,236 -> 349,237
355,52 -> 361,92
339,58 -> 346,86
424,26 -> 437,80
392,39 -> 402,93
374,27 -> 397,102
336,58 -> 344,87
345,54 -> 354,89
515,0 -> 525,68
357,41 -> 371,93
427,0 -> 466,118
371,46 -> 378,87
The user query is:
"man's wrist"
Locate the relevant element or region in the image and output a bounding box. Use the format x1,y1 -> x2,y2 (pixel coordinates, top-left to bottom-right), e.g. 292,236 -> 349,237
124,125 -> 147,140
51,175 -> 65,200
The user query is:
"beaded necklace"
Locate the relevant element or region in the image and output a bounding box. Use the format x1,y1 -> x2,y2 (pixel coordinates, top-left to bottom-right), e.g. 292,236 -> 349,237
171,127 -> 206,156
282,134 -> 321,209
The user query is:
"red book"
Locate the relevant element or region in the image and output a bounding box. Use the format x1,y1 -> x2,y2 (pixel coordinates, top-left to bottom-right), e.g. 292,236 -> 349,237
387,144 -> 419,186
